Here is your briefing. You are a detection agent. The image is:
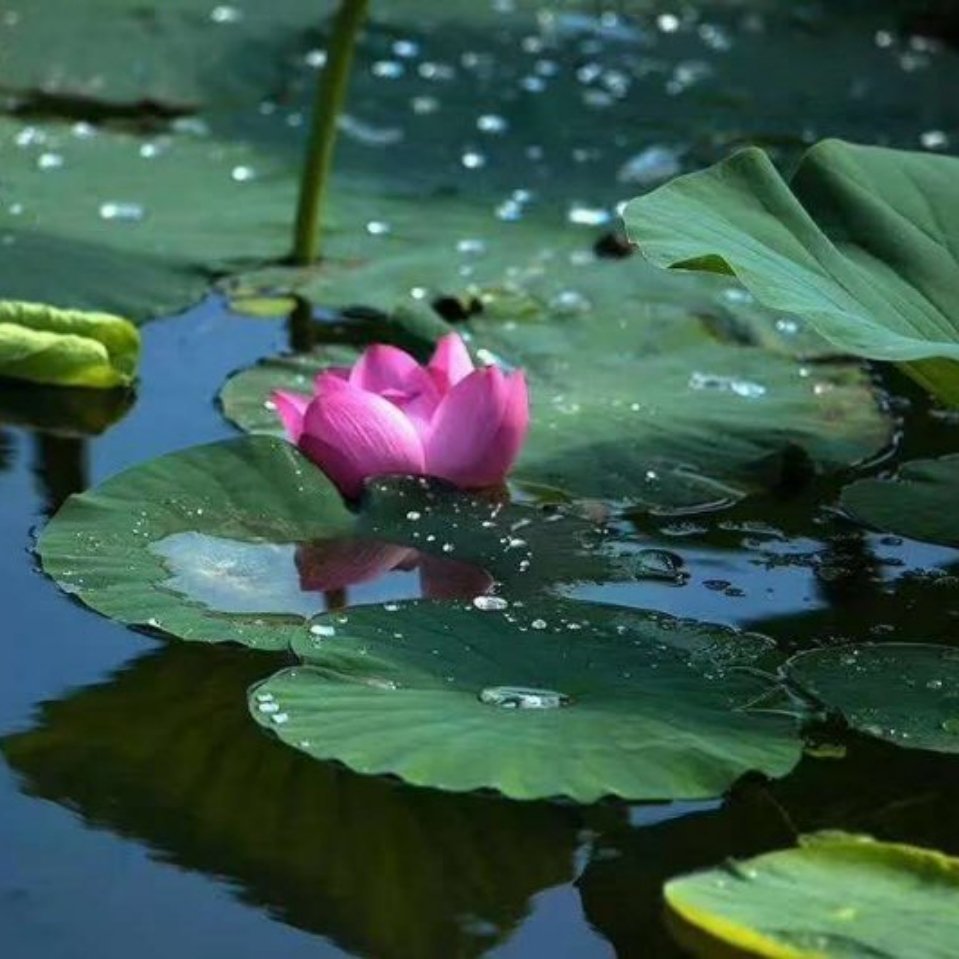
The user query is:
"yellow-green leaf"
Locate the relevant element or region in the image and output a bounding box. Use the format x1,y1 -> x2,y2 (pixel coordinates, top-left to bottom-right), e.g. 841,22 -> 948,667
0,300 -> 140,388
665,832 -> 959,959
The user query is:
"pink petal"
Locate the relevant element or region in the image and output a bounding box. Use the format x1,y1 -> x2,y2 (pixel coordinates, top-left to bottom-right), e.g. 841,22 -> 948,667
272,390 -> 311,442
424,367 -> 530,488
296,538 -> 416,592
298,380 -> 426,499
344,345 -> 442,441
313,366 -> 351,391
350,344 -> 422,394
428,333 -> 474,390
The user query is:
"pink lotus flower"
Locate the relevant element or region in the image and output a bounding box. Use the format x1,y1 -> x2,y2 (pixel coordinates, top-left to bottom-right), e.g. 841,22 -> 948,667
272,333 -> 529,499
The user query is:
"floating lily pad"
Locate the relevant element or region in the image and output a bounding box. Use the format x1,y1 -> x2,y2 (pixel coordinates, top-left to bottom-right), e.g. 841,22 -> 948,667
0,643 -> 579,959
784,643 -> 959,754
38,435 -> 629,648
665,832 -> 959,959
221,301 -> 890,511
251,598 -> 800,802
37,435 -> 350,649
841,456 -> 959,547
624,140 -> 959,404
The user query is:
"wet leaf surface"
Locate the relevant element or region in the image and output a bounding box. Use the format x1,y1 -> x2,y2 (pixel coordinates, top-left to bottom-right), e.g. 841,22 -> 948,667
252,597 -> 801,802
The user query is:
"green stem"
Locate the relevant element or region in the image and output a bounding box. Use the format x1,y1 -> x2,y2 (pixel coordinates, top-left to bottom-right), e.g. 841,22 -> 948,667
291,0 -> 369,265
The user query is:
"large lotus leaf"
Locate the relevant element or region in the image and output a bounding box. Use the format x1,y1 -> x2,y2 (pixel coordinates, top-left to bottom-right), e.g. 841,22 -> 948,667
251,598 -> 801,802
665,832 -> 959,959
220,303 -> 890,510
841,456 -> 959,547
784,643 -> 959,754
37,434 -> 630,648
0,643 -> 578,959
624,140 -> 959,403
37,435 -> 352,649
0,300 -> 139,388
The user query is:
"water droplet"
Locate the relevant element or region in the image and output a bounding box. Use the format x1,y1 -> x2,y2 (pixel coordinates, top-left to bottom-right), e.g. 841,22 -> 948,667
567,203 -> 611,227
231,165 -> 256,182
688,371 -> 766,399
15,126 -> 47,147
99,201 -> 145,222
456,238 -> 486,255
921,129 -> 948,150
657,12 -> 681,32
271,712 -> 290,725
210,4 -> 242,24
617,145 -> 681,185
405,510 -> 422,521
530,618 -> 547,630
549,289 -> 592,314
372,59 -> 405,79
473,595 -> 508,611
309,623 -> 336,638
36,151 -> 64,171
304,49 -> 327,69
366,220 -> 391,236
461,150 -> 487,170
477,114 -> 508,134
479,686 -> 572,709
411,95 -> 439,114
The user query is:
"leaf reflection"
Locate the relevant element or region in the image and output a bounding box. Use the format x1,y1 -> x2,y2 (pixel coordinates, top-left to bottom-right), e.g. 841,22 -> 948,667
1,644 -> 577,959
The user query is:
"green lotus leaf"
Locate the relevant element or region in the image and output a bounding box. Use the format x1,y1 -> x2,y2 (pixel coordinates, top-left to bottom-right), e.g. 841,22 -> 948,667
0,643 -> 578,959
665,832 -> 959,959
250,598 -> 801,802
37,435 -> 632,649
784,643 -> 959,754
624,140 -> 959,404
0,300 -> 139,388
841,455 -> 959,547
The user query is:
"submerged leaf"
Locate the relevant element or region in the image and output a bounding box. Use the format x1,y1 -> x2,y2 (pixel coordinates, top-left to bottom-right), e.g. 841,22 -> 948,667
0,300 -> 139,388
784,643 -> 959,754
841,455 -> 959,547
624,140 -> 959,404
665,832 -> 959,959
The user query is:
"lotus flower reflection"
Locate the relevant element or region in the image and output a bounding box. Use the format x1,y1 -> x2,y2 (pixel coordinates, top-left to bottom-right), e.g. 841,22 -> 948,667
273,334 -> 529,499
296,538 -> 495,604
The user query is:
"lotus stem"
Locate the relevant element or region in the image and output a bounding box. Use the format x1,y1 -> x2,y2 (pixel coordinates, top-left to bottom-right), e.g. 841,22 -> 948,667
291,0 -> 369,265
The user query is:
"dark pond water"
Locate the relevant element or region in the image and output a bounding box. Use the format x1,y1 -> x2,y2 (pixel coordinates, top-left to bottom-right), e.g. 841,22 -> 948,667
3,2 -> 959,957
3,300 -> 959,959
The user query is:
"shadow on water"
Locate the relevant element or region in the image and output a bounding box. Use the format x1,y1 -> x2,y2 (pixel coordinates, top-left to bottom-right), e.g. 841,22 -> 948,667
0,642 -> 580,959
578,734 -> 959,958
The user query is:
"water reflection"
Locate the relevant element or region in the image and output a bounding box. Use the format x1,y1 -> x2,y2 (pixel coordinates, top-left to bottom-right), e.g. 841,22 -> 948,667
32,434 -> 87,515
577,735 -> 959,958
296,537 -> 495,604
0,428 -> 11,473
152,531 -> 494,617
1,644 -> 578,959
